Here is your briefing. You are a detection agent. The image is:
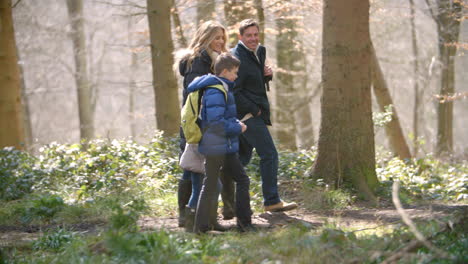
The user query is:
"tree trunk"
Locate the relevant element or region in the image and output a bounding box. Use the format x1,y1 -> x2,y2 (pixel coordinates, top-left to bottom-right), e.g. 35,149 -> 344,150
408,0 -> 420,156
253,0 -> 265,44
275,1 -> 298,150
171,0 -> 187,47
66,0 -> 94,141
197,0 -> 215,26
147,0 -> 180,136
434,0 -> 462,156
0,0 -> 25,149
371,44 -> 412,160
312,0 -> 378,203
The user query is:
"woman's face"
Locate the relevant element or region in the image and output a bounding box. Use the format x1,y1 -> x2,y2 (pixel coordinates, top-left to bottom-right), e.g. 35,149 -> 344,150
209,28 -> 225,53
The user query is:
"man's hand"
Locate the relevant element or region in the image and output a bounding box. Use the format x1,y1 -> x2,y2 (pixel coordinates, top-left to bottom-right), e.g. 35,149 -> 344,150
264,65 -> 272,76
240,121 -> 247,133
257,109 -> 262,116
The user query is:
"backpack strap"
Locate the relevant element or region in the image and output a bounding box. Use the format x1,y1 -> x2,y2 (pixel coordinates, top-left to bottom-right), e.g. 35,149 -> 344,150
206,84 -> 227,101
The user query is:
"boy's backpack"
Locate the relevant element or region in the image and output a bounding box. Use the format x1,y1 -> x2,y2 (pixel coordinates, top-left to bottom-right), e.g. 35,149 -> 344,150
181,84 -> 227,144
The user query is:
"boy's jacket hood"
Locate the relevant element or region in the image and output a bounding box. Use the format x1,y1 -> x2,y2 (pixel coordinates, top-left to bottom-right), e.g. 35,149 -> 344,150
187,74 -> 234,93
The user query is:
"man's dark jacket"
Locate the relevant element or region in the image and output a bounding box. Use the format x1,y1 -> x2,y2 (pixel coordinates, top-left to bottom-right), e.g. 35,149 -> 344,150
231,43 -> 272,125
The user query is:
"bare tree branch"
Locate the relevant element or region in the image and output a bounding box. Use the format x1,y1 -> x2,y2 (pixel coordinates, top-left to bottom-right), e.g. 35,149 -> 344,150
94,0 -> 146,9
423,0 -> 437,22
12,0 -> 23,8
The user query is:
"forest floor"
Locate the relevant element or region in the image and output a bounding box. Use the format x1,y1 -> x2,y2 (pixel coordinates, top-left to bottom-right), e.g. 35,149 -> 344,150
2,201 -> 467,247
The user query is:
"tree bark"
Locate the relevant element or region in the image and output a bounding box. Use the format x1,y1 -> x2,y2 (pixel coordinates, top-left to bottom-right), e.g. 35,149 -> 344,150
371,44 -> 412,160
147,0 -> 180,136
197,0 -> 215,26
434,0 -> 462,156
66,0 -> 94,141
312,0 -> 378,203
0,0 -> 25,149
275,1 -> 298,150
408,0 -> 420,156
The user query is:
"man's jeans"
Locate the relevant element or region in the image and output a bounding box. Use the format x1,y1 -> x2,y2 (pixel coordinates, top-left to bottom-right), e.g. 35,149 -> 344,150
239,116 -> 281,206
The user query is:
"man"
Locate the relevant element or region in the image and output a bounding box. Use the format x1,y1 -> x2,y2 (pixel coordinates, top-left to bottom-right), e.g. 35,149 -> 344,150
231,19 -> 297,212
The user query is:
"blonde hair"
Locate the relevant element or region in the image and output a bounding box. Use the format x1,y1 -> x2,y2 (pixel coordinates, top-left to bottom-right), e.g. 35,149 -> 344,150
186,21 -> 228,69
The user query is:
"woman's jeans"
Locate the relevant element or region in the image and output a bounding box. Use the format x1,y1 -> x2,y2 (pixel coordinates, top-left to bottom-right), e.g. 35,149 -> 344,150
183,170 -> 203,209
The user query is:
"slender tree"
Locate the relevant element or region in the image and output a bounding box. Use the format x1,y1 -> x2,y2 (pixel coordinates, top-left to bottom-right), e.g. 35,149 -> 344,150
425,0 -> 462,156
224,0 -> 252,46
371,44 -> 412,160
312,0 -> 378,202
274,1 -> 299,150
253,0 -> 265,44
197,0 -> 215,26
127,16 -> 137,138
171,0 -> 187,47
18,51 -> 33,149
0,0 -> 25,149
409,0 -> 421,156
66,0 -> 94,140
147,0 -> 180,136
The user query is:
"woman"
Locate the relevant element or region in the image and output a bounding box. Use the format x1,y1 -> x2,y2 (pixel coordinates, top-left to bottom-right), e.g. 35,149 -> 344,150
176,21 -> 235,232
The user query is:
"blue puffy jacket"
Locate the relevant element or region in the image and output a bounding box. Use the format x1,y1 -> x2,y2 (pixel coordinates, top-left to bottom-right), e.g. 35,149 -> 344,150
187,74 -> 242,155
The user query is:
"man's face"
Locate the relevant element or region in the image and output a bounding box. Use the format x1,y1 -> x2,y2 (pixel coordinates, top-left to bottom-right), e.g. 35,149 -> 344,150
239,26 -> 259,50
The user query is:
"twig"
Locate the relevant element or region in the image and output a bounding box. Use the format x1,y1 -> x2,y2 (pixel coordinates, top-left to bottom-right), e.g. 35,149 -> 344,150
383,181 -> 454,263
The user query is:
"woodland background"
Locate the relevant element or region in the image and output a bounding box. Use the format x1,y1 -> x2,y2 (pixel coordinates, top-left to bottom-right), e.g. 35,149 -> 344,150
6,0 -> 468,157
1,1 -> 467,263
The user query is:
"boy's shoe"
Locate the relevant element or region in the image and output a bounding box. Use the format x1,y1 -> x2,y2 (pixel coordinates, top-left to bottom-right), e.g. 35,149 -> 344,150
210,222 -> 228,232
222,209 -> 235,220
264,201 -> 298,212
237,223 -> 257,233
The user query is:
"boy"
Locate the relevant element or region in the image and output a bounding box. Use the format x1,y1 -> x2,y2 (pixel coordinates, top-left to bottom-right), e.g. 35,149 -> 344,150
188,53 -> 254,233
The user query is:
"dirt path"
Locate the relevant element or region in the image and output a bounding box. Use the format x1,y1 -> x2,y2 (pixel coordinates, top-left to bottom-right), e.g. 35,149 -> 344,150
139,203 -> 467,232
1,203 -> 466,248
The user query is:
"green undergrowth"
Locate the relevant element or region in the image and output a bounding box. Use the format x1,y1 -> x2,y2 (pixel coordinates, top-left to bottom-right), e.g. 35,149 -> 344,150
1,134 -> 467,262
2,213 -> 466,264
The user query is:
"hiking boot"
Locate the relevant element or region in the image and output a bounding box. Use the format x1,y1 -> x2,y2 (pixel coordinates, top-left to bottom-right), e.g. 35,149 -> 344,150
177,179 -> 192,227
184,207 -> 196,233
264,201 -> 298,212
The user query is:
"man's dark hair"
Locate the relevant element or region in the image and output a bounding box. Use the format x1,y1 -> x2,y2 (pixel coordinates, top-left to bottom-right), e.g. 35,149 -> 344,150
214,52 -> 240,75
238,19 -> 259,36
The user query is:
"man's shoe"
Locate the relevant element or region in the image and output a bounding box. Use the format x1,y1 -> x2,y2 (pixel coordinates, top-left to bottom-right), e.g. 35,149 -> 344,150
264,201 -> 298,212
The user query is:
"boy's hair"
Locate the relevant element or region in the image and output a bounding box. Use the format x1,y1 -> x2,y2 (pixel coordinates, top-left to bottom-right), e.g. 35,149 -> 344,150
214,53 -> 240,75
238,19 -> 259,36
